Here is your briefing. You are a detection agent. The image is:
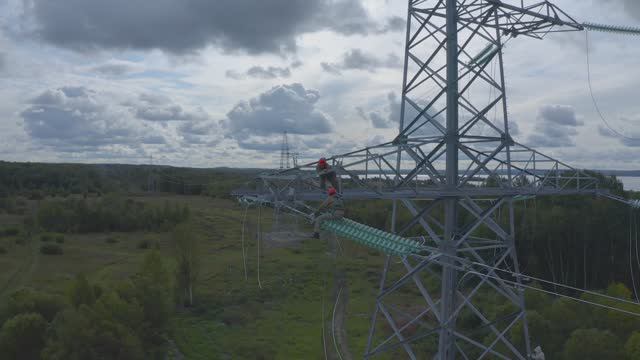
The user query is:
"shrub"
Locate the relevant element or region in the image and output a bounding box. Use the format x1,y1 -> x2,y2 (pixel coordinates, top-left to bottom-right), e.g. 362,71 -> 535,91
0,312 -> 48,360
106,237 -> 118,244
3,227 -> 19,237
0,247 -> 6,254
40,233 -> 64,243
221,307 -> 249,326
40,233 -> 53,242
14,238 -> 25,245
40,244 -> 63,255
137,240 -> 150,249
5,288 -> 66,322
27,190 -> 44,201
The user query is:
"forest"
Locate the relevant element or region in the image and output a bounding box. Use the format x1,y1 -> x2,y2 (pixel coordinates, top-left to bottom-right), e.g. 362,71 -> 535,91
1,161 -> 640,358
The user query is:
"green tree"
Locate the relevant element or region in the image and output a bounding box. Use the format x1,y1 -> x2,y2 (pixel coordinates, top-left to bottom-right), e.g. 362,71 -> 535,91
542,298 -> 584,340
0,313 -> 48,360
92,291 -> 144,335
68,273 -> 96,308
563,328 -> 626,360
43,290 -> 145,360
172,223 -> 200,306
3,288 -> 66,322
625,332 -> 640,360
135,249 -> 172,351
41,308 -> 92,360
579,284 -> 640,339
510,311 -> 554,356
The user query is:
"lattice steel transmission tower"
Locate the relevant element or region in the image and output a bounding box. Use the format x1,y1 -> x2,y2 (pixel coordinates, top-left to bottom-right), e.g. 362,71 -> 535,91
359,2 -> 588,358
279,131 -> 291,170
234,1 -> 640,358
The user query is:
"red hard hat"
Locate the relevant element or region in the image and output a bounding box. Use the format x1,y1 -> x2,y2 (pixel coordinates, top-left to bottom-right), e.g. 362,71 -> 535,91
328,187 -> 337,196
318,157 -> 327,165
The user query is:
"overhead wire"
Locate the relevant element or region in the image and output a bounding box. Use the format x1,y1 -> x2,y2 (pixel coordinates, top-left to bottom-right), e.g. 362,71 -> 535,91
257,204 -> 263,289
635,211 -> 640,273
630,208 -> 639,302
464,269 -> 640,318
585,30 -> 640,141
443,253 -> 640,308
241,205 -> 249,281
321,273 -> 329,360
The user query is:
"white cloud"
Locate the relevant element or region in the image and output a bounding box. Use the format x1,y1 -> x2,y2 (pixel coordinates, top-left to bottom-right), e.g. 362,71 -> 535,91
527,105 -> 584,147
0,0 -> 639,170
222,83 -> 334,142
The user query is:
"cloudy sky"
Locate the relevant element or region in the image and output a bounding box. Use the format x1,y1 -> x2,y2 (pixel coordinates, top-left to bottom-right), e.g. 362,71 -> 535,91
0,0 -> 639,169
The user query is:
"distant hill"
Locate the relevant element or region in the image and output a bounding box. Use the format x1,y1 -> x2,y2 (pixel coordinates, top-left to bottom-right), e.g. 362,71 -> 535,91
593,170 -> 640,177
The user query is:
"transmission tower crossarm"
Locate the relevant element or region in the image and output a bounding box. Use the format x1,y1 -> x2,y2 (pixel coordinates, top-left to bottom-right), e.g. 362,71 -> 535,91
417,0 -> 584,38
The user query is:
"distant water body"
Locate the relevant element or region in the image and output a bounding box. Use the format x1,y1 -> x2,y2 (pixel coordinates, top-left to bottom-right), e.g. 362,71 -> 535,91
620,177 -> 640,191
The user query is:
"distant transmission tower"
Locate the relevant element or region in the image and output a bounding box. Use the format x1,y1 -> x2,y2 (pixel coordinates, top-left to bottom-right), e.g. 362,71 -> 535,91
291,152 -> 300,168
279,131 -> 291,170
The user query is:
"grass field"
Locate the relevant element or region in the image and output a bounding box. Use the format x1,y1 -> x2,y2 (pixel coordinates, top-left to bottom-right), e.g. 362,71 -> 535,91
0,194 -> 402,359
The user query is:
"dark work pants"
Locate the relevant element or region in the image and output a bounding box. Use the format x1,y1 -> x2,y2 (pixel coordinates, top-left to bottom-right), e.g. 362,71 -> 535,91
320,174 -> 340,192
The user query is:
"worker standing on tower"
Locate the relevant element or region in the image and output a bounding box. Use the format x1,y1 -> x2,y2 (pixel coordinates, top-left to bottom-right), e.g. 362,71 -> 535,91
316,157 -> 340,192
312,187 -> 344,239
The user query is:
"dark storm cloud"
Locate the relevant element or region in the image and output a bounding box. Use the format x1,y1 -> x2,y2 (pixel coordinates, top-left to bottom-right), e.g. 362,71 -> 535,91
357,92 -> 400,129
222,83 -> 333,149
236,139 -> 283,151
225,70 -> 243,80
178,118 -> 221,146
381,16 -> 406,32
538,104 -> 583,126
322,49 -> 402,74
21,87 -> 167,151
226,61 -> 302,80
509,121 -> 520,136
608,0 -> 640,20
597,115 -> 640,147
24,0 -> 402,55
527,105 -> 583,147
320,62 -> 342,75
126,93 -> 207,122
247,66 -> 291,79
179,119 -> 217,136
135,105 -> 199,122
89,61 -> 140,76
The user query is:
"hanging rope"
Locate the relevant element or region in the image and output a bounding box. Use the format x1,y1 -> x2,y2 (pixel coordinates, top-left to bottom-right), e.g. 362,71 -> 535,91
257,204 -> 263,289
241,206 -> 249,281
332,285 -> 345,360
635,212 -> 640,272
585,30 -> 640,141
629,208 -> 639,302
321,272 -> 329,360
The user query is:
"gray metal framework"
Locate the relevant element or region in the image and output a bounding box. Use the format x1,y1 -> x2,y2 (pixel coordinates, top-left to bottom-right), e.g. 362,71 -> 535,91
231,0 -> 640,358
